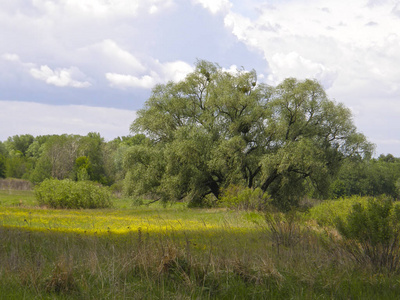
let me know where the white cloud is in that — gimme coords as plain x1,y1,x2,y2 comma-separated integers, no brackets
224,12,257,46
29,65,91,88
83,39,147,73
31,0,175,18
268,52,338,87
160,61,194,82
105,59,193,89
2,54,92,88
0,101,135,141
223,1,400,97
149,5,159,14
1,53,20,62
79,40,193,89
192,0,231,14
106,73,156,89
62,0,140,17
393,3,400,17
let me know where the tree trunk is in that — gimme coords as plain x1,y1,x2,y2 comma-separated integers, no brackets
261,169,279,192
208,179,221,199
247,166,261,188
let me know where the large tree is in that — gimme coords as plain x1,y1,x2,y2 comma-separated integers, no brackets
125,60,373,208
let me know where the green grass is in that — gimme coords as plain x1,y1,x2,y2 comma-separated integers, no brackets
0,189,258,235
2,190,400,299
0,206,257,237
0,189,37,207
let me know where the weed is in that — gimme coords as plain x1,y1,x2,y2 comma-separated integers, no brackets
45,255,78,294
336,197,400,273
265,210,303,255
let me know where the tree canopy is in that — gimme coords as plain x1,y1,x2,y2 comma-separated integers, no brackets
125,60,373,208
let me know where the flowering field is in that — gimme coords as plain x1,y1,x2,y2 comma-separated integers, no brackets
0,205,261,236
2,190,400,299
0,190,262,236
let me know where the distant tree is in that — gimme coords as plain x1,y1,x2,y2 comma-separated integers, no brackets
331,154,400,199
28,133,112,185
73,156,92,181
1,133,116,185
0,141,7,156
103,135,148,188
124,60,372,208
29,135,80,181
118,134,147,146
4,134,34,156
0,155,6,178
0,142,6,178
5,155,32,179
77,132,106,183
378,153,399,163
2,135,35,179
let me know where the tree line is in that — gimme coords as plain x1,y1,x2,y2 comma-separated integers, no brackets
1,60,399,208
0,132,142,191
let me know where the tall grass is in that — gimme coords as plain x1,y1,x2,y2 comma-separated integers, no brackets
2,192,400,299
2,216,400,298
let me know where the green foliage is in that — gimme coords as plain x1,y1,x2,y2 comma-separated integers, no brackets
0,141,7,158
123,144,166,200
4,134,35,156
10,132,115,185
395,178,400,198
32,134,80,180
0,154,6,178
35,178,112,209
336,197,400,272
219,185,270,211
307,196,369,227
5,155,32,179
74,156,92,181
331,156,400,199
1,132,138,189
78,132,106,183
2,135,36,180
125,60,371,208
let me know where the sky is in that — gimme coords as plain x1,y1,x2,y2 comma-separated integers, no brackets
1,0,400,156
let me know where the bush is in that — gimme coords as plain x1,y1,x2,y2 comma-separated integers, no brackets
336,197,400,272
219,185,270,211
307,196,369,227
35,179,112,209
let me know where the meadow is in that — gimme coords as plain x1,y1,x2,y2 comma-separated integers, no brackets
1,190,400,299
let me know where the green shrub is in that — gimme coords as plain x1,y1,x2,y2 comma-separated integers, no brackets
307,196,369,227
219,185,270,211
336,197,400,272
35,178,112,209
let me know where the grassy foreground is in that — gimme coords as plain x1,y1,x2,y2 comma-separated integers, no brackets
1,191,400,299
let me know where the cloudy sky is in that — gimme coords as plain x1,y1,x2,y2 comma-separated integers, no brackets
1,0,400,156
